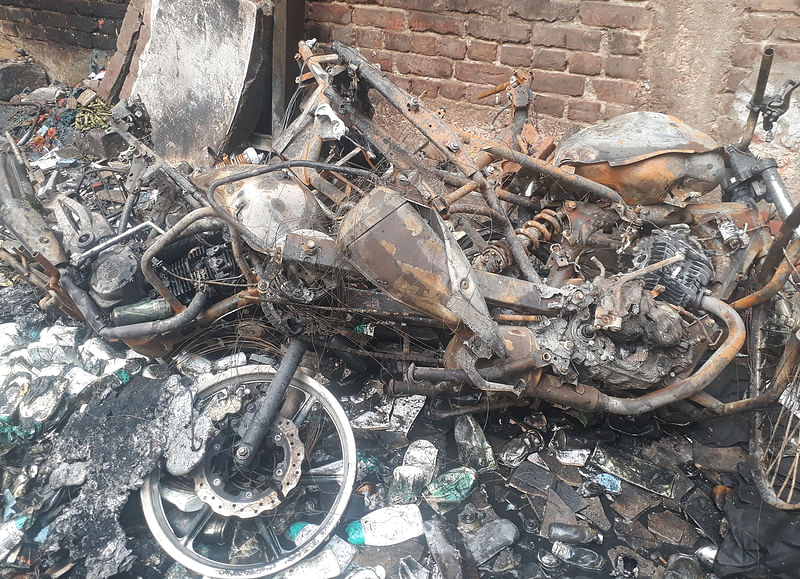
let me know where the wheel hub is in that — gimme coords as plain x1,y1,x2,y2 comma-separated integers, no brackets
194,416,304,518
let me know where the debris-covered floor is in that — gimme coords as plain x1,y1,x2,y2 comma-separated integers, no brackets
1,38,800,579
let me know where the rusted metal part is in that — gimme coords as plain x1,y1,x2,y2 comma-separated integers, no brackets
427,397,533,419
554,112,719,167
229,229,258,286
740,47,775,149
338,186,505,356
475,271,559,313
732,237,800,310
480,141,628,210
756,201,800,286
332,42,487,184
449,203,505,224
196,288,260,326
568,151,726,206
492,314,546,323
445,180,480,205
601,296,745,415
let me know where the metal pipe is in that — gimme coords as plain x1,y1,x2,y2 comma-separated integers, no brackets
229,229,257,286
235,339,307,467
732,237,800,311
140,207,220,313
411,357,541,383
196,288,260,326
99,290,209,340
117,190,139,234
763,165,795,222
740,47,775,149
59,272,108,335
482,143,627,208
73,221,165,267
449,203,506,223
601,296,745,414
427,397,531,419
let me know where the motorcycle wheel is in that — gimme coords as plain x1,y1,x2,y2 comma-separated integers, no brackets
748,291,800,509
141,364,357,577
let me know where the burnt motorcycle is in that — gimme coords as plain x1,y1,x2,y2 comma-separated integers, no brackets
0,42,798,576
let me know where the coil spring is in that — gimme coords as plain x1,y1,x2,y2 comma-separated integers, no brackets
516,209,562,249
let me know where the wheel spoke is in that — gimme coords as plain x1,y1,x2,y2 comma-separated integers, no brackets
181,504,213,548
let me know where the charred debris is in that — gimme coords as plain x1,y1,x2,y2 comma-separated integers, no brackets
0,41,799,578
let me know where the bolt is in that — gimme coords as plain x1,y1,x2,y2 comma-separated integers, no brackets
213,443,222,451
460,279,470,291
565,200,577,211
274,434,282,442
302,239,318,255
39,236,50,244
236,447,251,460
213,478,221,486
275,468,284,476
245,491,253,499
447,141,461,152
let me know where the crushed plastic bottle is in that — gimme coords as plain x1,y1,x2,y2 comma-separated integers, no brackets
498,432,544,468
403,439,438,485
0,513,31,562
454,415,496,472
663,554,704,578
346,504,424,546
462,518,520,565
422,466,478,515
423,518,466,579
547,523,603,544
278,523,358,579
387,465,426,505
552,540,606,572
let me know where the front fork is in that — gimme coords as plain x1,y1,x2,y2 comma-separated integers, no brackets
234,339,308,467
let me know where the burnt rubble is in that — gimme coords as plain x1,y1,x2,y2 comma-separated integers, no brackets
0,39,798,579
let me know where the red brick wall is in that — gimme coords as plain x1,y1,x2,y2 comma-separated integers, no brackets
305,0,800,128
305,0,653,125
0,0,126,51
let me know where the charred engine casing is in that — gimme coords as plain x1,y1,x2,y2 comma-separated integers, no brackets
531,280,704,390
159,243,236,302
89,245,146,310
633,230,714,310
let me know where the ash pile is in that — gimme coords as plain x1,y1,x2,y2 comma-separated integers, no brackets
0,36,799,579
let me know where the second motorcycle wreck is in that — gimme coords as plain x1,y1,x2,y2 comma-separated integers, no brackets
0,40,800,578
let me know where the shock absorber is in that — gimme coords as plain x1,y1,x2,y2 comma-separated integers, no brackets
472,208,563,273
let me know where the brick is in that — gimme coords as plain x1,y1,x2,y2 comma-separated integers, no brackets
747,0,800,12
411,77,440,98
743,14,778,38
307,2,351,25
410,33,439,55
44,25,93,48
467,39,497,61
725,68,749,92
0,21,18,37
366,49,394,72
580,1,652,29
383,73,410,93
465,83,497,105
606,55,640,79
774,43,800,61
14,22,48,41
605,103,635,117
397,53,453,78
455,60,516,85
468,16,531,43
501,44,534,67
329,23,356,44
531,70,585,95
356,28,384,49
510,0,580,22
533,93,565,117
409,11,464,35
91,32,116,51
533,47,568,70
59,0,127,19
305,21,331,43
567,99,602,123
609,31,642,55
438,36,467,59
440,79,467,100
353,6,406,30
775,19,800,40
731,43,763,67
384,31,411,52
569,52,602,75
533,24,601,51
384,0,448,10
4,6,34,23
592,78,638,105
449,0,497,15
